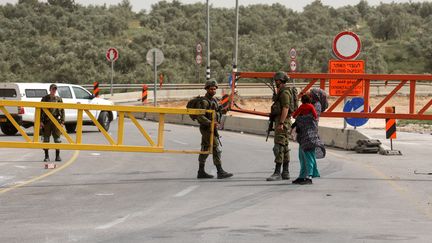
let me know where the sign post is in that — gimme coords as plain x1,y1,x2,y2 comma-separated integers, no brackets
106,48,119,96
146,48,164,106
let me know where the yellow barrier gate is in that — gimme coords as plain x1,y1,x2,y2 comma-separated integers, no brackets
0,100,215,154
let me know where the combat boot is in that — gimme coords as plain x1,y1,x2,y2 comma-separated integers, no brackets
197,163,214,179
266,163,282,181
266,172,282,181
281,161,290,180
43,149,50,162
197,170,214,179
216,164,233,179
55,149,61,162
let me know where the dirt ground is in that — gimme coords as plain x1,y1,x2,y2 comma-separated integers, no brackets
158,95,432,134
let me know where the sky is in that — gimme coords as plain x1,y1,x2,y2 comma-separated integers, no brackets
0,0,431,13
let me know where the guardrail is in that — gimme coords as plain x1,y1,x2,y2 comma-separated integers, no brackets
83,81,432,92
0,100,216,154
231,72,432,120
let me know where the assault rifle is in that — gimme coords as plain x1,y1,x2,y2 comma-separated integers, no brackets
266,115,275,142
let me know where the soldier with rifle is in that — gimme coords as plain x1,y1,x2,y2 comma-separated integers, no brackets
266,71,296,181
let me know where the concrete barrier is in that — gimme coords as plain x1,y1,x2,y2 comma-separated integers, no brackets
138,112,369,150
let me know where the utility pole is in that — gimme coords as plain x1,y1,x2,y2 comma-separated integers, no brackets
206,0,210,81
233,0,239,73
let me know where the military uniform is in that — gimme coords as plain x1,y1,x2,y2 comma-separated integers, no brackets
267,71,294,181
41,91,65,162
272,86,292,164
196,93,222,166
195,79,232,179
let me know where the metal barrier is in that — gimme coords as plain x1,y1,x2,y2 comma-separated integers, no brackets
0,100,215,154
230,72,432,120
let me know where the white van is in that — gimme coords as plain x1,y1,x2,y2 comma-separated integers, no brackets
0,83,117,135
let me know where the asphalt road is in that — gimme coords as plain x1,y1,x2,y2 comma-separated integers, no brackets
1,120,431,243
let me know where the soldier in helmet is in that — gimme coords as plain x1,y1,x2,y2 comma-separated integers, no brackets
267,71,294,181
41,84,65,162
195,79,233,179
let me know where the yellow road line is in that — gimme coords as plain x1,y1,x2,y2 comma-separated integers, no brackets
327,149,432,219
0,150,80,195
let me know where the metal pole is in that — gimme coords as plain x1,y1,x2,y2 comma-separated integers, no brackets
233,0,239,73
206,0,210,81
343,98,347,129
110,61,114,96
153,51,157,107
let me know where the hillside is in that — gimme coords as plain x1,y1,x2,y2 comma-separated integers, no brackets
0,0,431,85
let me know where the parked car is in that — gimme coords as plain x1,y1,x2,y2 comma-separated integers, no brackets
0,83,117,135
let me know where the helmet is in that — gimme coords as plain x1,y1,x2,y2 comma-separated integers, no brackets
204,79,218,89
273,71,289,83
49,84,58,90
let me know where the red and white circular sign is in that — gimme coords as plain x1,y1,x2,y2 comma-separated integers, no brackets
106,47,119,62
332,31,361,60
290,60,297,72
196,43,202,53
289,48,297,59
196,54,202,65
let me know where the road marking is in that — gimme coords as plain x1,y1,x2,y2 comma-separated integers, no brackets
14,165,27,169
0,150,80,195
171,139,188,145
90,153,101,156
327,150,432,219
174,185,199,197
95,193,114,196
96,214,131,230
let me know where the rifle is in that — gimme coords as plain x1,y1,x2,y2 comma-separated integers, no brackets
266,87,277,142
266,114,275,142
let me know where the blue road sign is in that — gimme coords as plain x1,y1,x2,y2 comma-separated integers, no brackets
343,97,370,127
228,74,233,87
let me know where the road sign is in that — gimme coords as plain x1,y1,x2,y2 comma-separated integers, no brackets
289,48,297,59
329,60,365,96
332,31,361,60
196,43,202,53
196,54,202,65
290,60,297,72
146,48,164,67
106,48,118,62
343,97,370,127
385,106,396,139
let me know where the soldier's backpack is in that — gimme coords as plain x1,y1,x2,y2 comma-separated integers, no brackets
186,96,207,120
287,87,299,115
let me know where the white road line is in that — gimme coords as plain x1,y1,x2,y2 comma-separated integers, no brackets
95,193,114,196
90,153,101,156
96,214,131,230
14,166,27,169
171,139,188,145
174,185,199,197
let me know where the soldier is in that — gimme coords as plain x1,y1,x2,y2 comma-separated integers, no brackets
267,71,294,181
41,84,65,162
196,79,233,179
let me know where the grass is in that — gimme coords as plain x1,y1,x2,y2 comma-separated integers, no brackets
398,112,432,127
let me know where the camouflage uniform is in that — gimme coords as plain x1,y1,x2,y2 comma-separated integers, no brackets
41,94,65,143
267,71,294,181
196,93,222,166
195,79,232,179
272,86,292,164
41,91,65,162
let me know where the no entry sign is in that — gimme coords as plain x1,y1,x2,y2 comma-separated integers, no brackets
332,31,361,60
